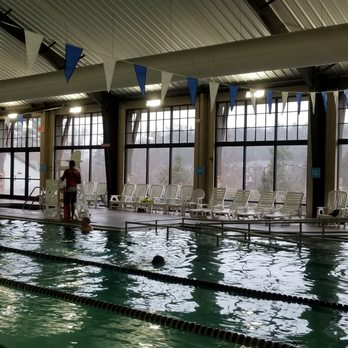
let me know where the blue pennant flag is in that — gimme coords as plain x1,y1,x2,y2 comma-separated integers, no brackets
229,85,238,111
266,90,273,114
187,77,198,106
296,92,302,115
134,64,147,96
65,44,83,82
321,92,328,112
18,114,24,124
344,89,348,108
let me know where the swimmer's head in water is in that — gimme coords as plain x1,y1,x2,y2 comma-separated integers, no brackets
151,255,165,267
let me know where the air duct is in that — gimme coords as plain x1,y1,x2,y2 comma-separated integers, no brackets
1,23,348,103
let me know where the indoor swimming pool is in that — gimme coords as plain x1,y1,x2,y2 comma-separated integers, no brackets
0,218,347,347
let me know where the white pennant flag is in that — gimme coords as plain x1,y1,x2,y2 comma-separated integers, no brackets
333,91,339,110
101,55,117,92
281,91,288,114
310,92,316,113
209,81,219,111
161,71,173,103
250,88,257,114
25,30,44,70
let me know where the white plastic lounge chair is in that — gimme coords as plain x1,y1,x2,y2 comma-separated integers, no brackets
109,183,136,210
264,191,304,220
124,184,149,211
183,188,205,216
212,189,250,219
166,185,194,214
152,184,179,214
190,187,226,218
237,191,276,219
136,184,164,213
85,182,108,208
317,190,347,227
43,179,62,219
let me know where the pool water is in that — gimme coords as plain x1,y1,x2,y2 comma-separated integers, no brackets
0,219,348,347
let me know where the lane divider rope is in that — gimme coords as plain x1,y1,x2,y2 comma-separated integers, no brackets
0,276,298,348
0,244,346,311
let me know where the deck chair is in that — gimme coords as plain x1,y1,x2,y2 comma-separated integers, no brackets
85,182,107,208
136,184,164,213
124,184,149,211
237,191,276,219
183,188,205,216
190,187,226,218
74,183,90,220
109,183,136,210
152,184,179,214
317,190,347,227
212,189,250,219
264,191,303,220
43,179,61,219
166,185,194,215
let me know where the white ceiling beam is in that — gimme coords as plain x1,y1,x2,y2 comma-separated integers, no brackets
1,23,348,103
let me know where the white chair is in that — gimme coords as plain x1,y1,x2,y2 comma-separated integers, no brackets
237,191,276,219
125,184,149,211
74,183,90,220
109,183,136,210
43,179,62,219
85,182,107,208
190,187,226,218
212,189,250,219
317,190,347,227
264,191,303,220
136,184,164,213
152,184,179,214
184,188,205,215
166,185,194,215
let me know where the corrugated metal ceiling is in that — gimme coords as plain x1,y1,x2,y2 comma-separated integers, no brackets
0,0,348,109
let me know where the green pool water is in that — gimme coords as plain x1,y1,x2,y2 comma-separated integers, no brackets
0,219,347,347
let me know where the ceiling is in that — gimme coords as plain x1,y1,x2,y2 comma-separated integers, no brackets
1,0,348,112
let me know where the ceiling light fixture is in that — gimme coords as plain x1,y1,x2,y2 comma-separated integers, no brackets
245,90,265,98
8,113,18,120
69,106,82,114
146,99,161,107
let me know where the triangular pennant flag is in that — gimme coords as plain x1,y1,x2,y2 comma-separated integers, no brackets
266,90,273,114
344,89,348,108
187,77,198,106
281,92,288,114
38,125,45,132
24,30,44,70
249,88,257,114
101,55,117,92
333,91,339,110
134,64,147,96
209,81,219,112
321,91,328,112
229,85,238,111
310,92,316,113
161,71,173,103
296,92,302,115
65,44,83,82
18,114,24,124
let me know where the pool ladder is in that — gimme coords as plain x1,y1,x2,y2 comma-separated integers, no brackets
23,186,45,210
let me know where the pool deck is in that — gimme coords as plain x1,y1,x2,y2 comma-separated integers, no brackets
1,202,348,248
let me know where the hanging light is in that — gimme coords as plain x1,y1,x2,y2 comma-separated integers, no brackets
245,90,265,98
146,99,161,107
8,113,18,120
69,106,82,114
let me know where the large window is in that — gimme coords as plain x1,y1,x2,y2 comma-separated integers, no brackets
0,117,41,198
125,105,195,185
55,113,106,183
216,96,308,201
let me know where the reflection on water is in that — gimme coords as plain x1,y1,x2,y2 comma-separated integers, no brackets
0,220,348,347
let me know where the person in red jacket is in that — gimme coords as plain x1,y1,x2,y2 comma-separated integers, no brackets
60,160,81,220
